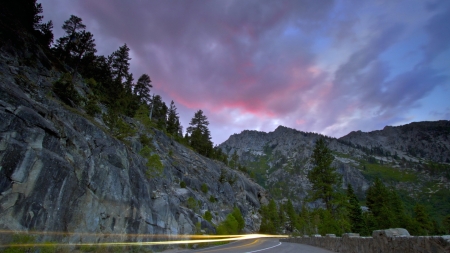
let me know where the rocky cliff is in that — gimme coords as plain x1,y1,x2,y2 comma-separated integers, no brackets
0,46,267,246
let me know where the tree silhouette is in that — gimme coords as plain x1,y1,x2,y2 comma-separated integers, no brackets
307,138,341,211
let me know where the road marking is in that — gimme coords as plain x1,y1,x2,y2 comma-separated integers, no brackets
245,242,282,253
197,239,260,252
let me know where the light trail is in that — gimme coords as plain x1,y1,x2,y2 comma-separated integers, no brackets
0,230,288,248
0,230,233,238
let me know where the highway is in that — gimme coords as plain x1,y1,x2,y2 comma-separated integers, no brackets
163,238,333,253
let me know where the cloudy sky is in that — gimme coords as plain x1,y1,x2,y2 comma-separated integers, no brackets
39,0,450,145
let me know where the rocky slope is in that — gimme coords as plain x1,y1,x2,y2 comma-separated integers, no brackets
0,46,267,246
340,121,450,163
219,124,450,215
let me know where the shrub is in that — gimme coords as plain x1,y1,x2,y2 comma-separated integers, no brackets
209,195,216,203
203,210,213,222
180,181,186,188
139,146,163,178
216,214,238,235
187,197,199,212
228,174,238,185
103,110,136,140
85,97,101,116
201,183,208,193
53,73,81,106
139,134,152,147
219,169,227,183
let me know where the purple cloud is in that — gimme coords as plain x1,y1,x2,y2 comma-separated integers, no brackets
39,0,450,144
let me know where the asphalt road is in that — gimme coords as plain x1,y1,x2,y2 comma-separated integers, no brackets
164,238,334,253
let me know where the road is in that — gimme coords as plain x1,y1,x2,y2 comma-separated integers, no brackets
163,238,333,253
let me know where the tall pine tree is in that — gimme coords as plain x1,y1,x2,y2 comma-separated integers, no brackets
346,184,364,233
307,138,341,211
187,110,213,157
134,74,152,104
166,100,181,136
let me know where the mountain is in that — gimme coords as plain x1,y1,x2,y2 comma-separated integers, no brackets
0,33,266,247
340,121,450,163
219,123,450,218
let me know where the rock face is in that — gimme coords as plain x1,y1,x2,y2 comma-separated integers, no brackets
0,48,266,244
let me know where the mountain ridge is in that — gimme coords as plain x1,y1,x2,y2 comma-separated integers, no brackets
218,121,450,219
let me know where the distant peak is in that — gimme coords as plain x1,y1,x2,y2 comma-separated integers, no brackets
274,125,289,131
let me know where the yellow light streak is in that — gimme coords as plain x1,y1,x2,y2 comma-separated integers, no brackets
0,230,288,248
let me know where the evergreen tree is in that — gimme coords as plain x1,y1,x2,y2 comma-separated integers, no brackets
346,184,364,233
166,100,181,136
232,207,245,232
442,215,450,234
298,204,314,235
110,44,131,84
268,199,280,233
285,199,298,232
217,214,239,235
279,203,286,230
71,31,96,70
307,138,341,211
54,15,87,60
365,177,394,229
62,15,86,35
35,19,54,47
134,74,152,104
230,150,239,169
413,204,433,235
150,95,168,129
259,200,280,234
187,110,213,157
365,178,411,231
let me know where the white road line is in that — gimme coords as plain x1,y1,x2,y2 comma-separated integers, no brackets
245,242,282,253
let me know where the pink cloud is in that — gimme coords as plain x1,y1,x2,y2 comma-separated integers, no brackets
39,0,450,144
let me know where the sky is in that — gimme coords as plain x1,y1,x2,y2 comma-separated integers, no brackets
39,0,450,145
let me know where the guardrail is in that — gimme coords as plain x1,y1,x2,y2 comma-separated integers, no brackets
280,228,450,253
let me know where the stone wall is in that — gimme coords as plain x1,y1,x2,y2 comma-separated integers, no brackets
280,228,450,253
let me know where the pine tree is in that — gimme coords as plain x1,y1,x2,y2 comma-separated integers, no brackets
54,15,87,60
365,177,394,229
285,199,298,232
187,110,213,157
443,215,450,234
71,31,96,70
413,204,433,235
232,207,245,232
307,138,341,211
110,44,131,84
62,15,86,35
230,150,239,169
150,95,168,129
166,100,181,136
259,205,275,234
268,199,280,233
134,74,152,104
346,184,364,233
